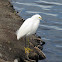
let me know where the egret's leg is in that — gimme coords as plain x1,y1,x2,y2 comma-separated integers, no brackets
24,37,33,61
25,36,26,47
28,37,30,47
25,36,29,47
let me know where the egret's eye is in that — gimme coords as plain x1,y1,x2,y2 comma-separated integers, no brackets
39,17,42,19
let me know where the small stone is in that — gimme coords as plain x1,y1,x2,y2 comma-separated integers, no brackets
7,41,10,44
14,59,18,62
9,48,11,50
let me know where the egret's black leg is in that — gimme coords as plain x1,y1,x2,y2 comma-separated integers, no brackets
28,37,30,47
25,36,26,47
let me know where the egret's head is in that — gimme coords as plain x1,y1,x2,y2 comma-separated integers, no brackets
31,14,42,20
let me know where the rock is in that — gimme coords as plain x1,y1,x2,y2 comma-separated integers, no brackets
0,0,46,62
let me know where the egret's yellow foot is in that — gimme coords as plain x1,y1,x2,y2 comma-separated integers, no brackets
24,47,33,53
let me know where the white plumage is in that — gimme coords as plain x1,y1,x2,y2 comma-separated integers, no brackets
16,14,42,40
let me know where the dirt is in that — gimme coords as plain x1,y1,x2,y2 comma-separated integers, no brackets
0,0,46,62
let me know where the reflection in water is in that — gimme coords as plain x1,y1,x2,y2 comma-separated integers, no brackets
26,11,58,16
36,0,62,6
11,0,62,62
40,24,62,30
12,2,53,9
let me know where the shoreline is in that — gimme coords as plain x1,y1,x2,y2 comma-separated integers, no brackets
0,0,46,62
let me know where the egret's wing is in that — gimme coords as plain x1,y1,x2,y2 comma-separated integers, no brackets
16,18,33,40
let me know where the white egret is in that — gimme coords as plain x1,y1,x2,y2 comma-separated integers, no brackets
16,14,42,40
16,14,42,54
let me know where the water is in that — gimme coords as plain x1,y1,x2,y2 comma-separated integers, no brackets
11,0,62,62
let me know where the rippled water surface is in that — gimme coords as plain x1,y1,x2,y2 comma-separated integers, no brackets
11,0,62,62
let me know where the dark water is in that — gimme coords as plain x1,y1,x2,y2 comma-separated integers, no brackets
11,0,62,62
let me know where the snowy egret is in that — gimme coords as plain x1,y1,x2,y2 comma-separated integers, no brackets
16,14,42,53
16,14,42,40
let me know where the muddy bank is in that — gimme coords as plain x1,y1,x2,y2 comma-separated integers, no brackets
0,0,46,62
